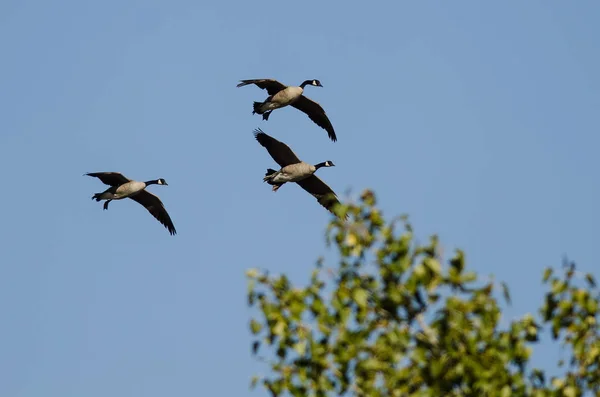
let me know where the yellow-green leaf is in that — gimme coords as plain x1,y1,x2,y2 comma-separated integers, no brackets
424,258,442,275
273,320,285,336
250,319,262,335
293,340,307,356
563,386,577,397
353,288,368,309
542,267,553,282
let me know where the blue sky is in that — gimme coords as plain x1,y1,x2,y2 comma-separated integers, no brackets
1,1,599,395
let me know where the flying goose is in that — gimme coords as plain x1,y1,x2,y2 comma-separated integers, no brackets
86,172,176,235
253,128,343,216
237,78,337,142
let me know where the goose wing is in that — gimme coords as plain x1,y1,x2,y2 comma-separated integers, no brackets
236,79,287,96
291,96,337,142
129,190,177,235
253,128,301,167
296,175,344,216
86,172,130,186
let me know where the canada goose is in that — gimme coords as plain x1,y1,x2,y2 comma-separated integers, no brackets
85,172,176,235
253,128,343,216
237,78,337,142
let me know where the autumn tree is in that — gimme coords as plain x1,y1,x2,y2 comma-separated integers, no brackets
246,190,599,397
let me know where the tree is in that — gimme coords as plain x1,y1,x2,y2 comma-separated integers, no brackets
246,190,599,397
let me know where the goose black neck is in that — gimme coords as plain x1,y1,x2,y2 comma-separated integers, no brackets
300,80,313,88
314,162,329,170
144,179,160,185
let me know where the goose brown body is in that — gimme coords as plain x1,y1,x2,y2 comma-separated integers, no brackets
237,78,337,142
253,128,344,217
86,172,177,235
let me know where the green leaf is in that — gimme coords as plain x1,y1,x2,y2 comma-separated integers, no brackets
542,267,553,282
353,288,368,309
563,386,577,397
586,299,598,316
414,263,426,278
559,299,572,312
551,279,566,294
250,319,262,335
289,299,305,320
272,320,285,337
462,271,477,283
293,340,307,356
450,250,465,274
424,258,442,276
311,296,325,316
265,379,283,397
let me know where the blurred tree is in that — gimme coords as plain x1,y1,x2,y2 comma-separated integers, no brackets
246,190,599,397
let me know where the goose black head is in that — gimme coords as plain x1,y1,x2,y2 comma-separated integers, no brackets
300,79,323,88
315,161,335,169
157,178,168,186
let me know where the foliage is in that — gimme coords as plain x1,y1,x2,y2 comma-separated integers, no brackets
246,190,599,397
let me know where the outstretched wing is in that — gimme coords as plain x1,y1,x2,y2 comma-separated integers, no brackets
253,128,302,167
291,96,337,142
236,79,287,96
86,172,130,186
296,175,345,217
129,190,177,235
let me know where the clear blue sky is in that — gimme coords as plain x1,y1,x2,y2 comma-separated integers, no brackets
1,1,599,395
